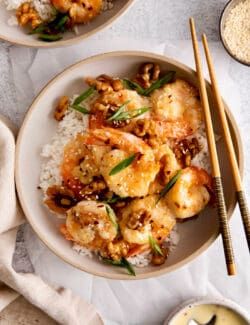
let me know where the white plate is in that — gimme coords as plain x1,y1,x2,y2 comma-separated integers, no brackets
15,51,244,279
0,0,134,47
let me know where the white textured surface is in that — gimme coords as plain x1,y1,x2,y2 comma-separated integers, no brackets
0,1,250,324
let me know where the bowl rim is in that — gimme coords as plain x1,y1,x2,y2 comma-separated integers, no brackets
164,296,250,324
0,0,134,48
219,0,250,67
15,50,244,280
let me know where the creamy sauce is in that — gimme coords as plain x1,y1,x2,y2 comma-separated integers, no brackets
172,304,249,325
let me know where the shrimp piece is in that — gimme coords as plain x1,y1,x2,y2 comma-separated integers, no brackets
165,166,212,219
66,200,117,249
89,89,151,129
119,195,176,245
89,128,160,197
149,144,181,194
51,0,102,24
150,79,203,135
61,133,109,194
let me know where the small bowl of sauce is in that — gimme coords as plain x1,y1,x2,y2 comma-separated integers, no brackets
164,297,250,325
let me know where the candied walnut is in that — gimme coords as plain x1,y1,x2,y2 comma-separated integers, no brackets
44,185,77,214
126,210,151,230
54,96,69,121
102,240,129,261
80,179,107,196
16,2,42,29
134,62,161,89
173,137,201,167
85,74,124,93
151,245,169,266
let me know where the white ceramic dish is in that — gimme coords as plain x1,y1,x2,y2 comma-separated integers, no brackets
0,0,133,47
220,0,250,66
15,51,243,279
164,297,250,324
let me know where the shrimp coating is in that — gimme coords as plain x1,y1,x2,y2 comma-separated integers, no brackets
89,128,160,197
51,0,102,24
150,79,203,134
164,166,212,219
149,144,181,194
119,195,176,245
66,201,117,249
61,134,109,194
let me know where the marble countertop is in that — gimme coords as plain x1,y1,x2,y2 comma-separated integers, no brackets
0,0,250,324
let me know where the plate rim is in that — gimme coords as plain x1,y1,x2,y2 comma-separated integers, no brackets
0,0,134,48
15,50,244,280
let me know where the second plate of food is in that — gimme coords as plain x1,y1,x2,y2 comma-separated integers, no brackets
15,51,243,279
0,0,133,47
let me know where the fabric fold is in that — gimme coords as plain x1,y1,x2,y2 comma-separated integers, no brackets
0,115,103,325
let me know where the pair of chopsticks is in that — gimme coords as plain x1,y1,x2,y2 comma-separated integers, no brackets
189,18,250,276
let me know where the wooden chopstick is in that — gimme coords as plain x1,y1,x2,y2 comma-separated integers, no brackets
202,34,250,252
189,18,236,276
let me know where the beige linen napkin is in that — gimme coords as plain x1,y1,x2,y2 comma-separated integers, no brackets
0,115,103,325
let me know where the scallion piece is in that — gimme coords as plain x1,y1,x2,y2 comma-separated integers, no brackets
156,169,182,204
109,153,137,176
70,104,92,114
106,100,130,121
122,79,144,94
38,34,62,42
149,236,164,256
143,71,176,96
109,106,151,121
104,195,125,204
101,256,136,276
105,205,120,234
73,86,96,105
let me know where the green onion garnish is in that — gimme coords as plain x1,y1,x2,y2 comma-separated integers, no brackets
73,86,96,105
106,100,130,121
110,106,151,121
38,34,62,42
101,256,136,276
105,205,120,234
70,104,92,114
122,79,145,95
156,169,182,204
143,71,176,96
104,195,126,204
109,153,137,176
56,15,68,32
29,24,46,34
149,236,164,256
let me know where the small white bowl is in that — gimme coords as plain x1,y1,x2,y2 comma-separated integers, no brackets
164,297,250,325
220,0,250,66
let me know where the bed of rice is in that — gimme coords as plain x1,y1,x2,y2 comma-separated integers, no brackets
39,91,211,267
1,0,114,27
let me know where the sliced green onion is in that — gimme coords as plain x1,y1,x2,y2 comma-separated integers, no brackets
149,236,164,256
110,106,151,121
29,24,46,34
70,104,92,114
109,153,137,176
122,79,144,94
104,195,126,204
73,86,96,105
105,205,120,234
101,256,136,276
38,34,62,42
156,169,182,204
56,15,68,31
143,71,176,96
106,100,130,121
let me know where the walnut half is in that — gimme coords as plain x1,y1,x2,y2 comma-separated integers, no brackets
134,62,161,89
85,74,124,93
16,2,42,29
